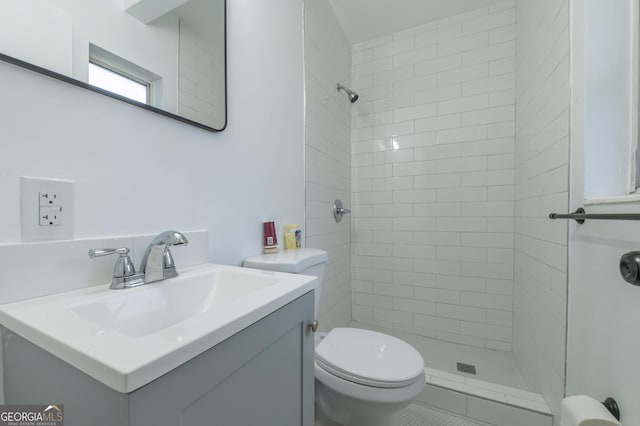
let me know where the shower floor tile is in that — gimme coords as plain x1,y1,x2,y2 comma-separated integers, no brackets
349,321,528,391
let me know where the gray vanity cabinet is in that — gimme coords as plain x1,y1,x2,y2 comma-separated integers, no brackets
3,291,315,426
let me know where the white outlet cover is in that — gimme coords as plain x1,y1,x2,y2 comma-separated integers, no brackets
21,177,75,241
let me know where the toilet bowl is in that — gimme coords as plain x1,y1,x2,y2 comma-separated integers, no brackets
315,327,425,426
244,248,426,426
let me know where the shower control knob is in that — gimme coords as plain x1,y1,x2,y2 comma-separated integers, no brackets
619,251,640,286
333,200,351,223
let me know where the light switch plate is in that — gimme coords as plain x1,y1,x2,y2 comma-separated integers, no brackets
21,177,75,241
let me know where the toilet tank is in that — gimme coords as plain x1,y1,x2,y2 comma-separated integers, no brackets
243,248,328,316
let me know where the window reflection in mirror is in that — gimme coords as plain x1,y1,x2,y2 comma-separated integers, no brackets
0,0,226,131
88,63,149,104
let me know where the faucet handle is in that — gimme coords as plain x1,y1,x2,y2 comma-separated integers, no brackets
88,247,144,289
89,247,129,258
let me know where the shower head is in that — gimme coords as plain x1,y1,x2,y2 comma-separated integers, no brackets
337,83,359,103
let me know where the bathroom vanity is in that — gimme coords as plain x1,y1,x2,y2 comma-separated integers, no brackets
0,264,316,425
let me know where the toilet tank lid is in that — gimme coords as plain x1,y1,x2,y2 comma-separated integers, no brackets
243,248,328,273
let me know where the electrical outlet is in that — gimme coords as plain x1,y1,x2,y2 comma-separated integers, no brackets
39,192,62,207
39,206,63,226
21,177,74,241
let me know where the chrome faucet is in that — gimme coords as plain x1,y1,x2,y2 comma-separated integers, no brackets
139,230,189,284
89,247,145,289
89,230,189,289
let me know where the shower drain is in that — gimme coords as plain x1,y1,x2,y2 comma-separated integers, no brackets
456,362,477,375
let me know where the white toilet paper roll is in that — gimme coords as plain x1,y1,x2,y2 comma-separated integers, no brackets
561,395,621,426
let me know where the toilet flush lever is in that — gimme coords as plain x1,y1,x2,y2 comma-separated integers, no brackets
309,320,319,332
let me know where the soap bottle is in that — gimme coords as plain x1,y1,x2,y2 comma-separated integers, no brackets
263,221,279,254
284,224,302,249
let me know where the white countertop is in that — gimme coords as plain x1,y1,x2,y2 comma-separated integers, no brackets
0,263,316,393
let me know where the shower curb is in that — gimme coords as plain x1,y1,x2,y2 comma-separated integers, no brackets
418,368,553,426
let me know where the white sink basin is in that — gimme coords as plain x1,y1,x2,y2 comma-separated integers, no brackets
69,270,281,338
0,263,316,393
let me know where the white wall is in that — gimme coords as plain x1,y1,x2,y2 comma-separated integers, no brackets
566,215,640,425
349,1,517,351
0,0,304,279
514,0,570,417
567,0,640,424
304,0,353,330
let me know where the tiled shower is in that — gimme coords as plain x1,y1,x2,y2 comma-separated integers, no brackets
305,0,570,419
350,1,517,352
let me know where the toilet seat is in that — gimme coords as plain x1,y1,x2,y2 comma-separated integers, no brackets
315,328,424,388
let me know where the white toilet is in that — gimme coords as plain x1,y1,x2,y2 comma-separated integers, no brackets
244,248,425,426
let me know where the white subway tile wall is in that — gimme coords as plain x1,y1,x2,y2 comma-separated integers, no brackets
514,0,569,418
350,1,517,351
304,0,352,330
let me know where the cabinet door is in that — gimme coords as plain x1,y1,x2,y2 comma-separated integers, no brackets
129,291,315,426
2,329,130,426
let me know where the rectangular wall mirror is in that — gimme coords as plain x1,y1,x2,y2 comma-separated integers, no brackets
0,0,227,132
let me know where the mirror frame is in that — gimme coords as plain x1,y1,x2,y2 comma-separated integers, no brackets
0,1,227,133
